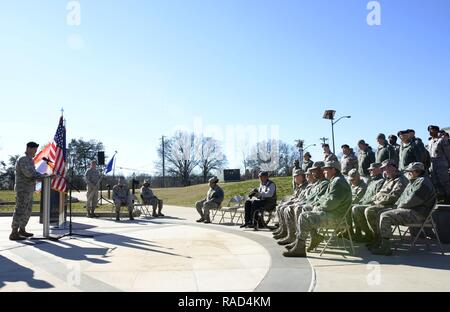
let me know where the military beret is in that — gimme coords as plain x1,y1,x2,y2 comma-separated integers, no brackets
357,139,366,145
377,133,386,140
407,129,415,134
323,160,341,172
27,141,39,148
428,125,440,131
209,176,219,183
258,171,269,177
348,168,360,180
304,152,311,157
404,162,425,172
293,169,305,177
368,162,382,170
380,159,397,169
341,144,350,149
397,130,408,136
311,161,325,170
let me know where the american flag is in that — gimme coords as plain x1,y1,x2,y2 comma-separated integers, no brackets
49,116,67,192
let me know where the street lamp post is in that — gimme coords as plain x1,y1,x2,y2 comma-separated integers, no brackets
323,110,351,154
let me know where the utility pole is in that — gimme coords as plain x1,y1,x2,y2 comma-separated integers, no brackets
319,137,329,145
162,136,166,188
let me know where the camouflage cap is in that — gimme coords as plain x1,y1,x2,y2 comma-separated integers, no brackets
258,171,269,177
368,162,382,170
26,141,39,148
209,176,219,183
380,159,397,169
311,161,325,170
293,169,305,177
348,168,360,180
143,179,150,185
323,160,341,172
404,162,425,172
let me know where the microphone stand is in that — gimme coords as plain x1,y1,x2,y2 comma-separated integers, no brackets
56,164,93,239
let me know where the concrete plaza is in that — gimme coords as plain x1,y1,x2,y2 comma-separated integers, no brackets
1,205,449,292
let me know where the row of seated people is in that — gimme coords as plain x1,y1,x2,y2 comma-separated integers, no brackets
273,160,436,257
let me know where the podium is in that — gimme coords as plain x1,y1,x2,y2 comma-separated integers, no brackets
38,177,64,239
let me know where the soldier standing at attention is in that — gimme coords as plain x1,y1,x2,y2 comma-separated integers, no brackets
388,135,401,166
10,142,51,241
322,144,338,162
398,130,421,172
85,160,100,218
358,140,375,182
428,125,450,203
341,144,358,176
376,133,395,164
302,152,314,172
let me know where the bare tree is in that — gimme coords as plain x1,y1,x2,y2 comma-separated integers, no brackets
198,137,228,183
161,131,200,186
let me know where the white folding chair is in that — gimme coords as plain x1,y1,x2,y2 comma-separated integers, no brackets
132,195,153,218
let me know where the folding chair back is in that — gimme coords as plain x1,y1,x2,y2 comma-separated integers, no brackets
396,201,447,255
212,195,243,224
317,203,355,256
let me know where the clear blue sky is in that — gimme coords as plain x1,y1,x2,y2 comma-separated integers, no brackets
1,0,449,176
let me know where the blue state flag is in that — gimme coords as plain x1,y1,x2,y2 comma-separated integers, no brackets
105,154,115,174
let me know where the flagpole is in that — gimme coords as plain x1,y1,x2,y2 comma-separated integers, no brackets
113,151,117,178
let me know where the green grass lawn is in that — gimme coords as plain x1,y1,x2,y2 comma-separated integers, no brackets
0,176,294,212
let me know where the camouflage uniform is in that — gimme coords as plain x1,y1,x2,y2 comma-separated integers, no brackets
141,185,163,215
276,181,308,232
85,168,100,214
302,160,314,173
399,140,421,172
112,183,133,214
428,136,450,201
389,143,401,165
414,137,431,172
376,142,395,164
351,174,385,234
351,179,367,205
196,185,224,222
341,153,358,176
324,153,338,163
379,175,436,239
358,149,376,179
11,154,46,230
283,179,329,240
296,173,352,241
364,173,409,236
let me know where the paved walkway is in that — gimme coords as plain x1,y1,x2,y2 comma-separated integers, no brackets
1,204,449,292
0,205,311,292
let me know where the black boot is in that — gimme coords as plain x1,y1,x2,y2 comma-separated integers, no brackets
129,210,134,221
283,240,307,257
9,229,26,241
371,239,392,256
307,233,324,252
115,212,120,221
19,228,34,238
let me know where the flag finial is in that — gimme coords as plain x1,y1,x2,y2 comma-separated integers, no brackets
61,107,64,116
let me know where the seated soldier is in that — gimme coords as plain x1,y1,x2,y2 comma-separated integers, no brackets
112,177,134,221
349,169,367,205
363,159,408,247
283,160,352,257
140,180,164,217
371,162,436,256
195,176,224,224
272,169,309,238
276,162,329,246
241,171,277,228
351,163,385,240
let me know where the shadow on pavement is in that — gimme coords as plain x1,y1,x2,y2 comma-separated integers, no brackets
0,255,54,290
